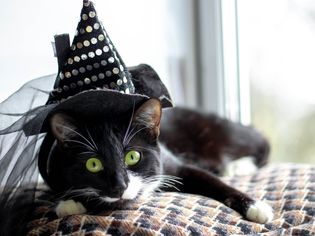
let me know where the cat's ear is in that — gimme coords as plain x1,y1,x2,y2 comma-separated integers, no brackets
133,98,162,137
50,113,79,143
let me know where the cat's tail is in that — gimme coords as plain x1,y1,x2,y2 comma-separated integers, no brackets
222,120,270,167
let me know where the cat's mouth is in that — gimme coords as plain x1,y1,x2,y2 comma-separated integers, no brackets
100,196,122,203
100,173,144,203
100,191,140,204
99,193,139,204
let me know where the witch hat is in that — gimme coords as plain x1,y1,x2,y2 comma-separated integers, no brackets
21,0,172,135
49,0,136,103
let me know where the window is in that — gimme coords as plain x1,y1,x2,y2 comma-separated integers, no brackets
238,0,315,164
2,0,312,165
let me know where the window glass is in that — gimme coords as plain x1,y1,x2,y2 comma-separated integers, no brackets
238,0,315,164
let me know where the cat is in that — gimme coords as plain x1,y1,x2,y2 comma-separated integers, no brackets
37,98,273,224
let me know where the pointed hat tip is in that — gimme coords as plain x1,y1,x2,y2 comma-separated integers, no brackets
83,0,91,7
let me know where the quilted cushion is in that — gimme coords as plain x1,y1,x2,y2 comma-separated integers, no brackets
27,164,315,236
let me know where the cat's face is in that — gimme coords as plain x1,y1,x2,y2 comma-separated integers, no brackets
45,99,163,203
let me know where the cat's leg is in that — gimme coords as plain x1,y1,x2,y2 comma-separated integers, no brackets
164,162,273,223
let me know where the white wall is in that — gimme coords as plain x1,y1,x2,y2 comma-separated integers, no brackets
0,0,174,102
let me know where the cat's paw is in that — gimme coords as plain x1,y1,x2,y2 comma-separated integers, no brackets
246,201,274,224
55,200,87,218
224,157,258,176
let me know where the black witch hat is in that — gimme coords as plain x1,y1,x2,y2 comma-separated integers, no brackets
49,0,136,102
21,0,172,135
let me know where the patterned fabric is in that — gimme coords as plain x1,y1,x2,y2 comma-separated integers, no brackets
27,164,315,236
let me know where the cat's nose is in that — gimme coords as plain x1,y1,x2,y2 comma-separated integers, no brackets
110,173,127,197
111,188,124,198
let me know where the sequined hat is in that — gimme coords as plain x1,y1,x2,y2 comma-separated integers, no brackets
48,0,136,103
23,0,172,135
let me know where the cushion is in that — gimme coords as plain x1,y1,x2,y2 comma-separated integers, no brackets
27,164,315,236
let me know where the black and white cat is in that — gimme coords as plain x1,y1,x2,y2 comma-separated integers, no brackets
39,98,273,224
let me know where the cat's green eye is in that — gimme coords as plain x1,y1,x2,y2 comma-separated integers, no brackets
125,150,141,166
86,157,104,173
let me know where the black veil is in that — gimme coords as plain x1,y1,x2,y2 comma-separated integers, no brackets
0,74,57,227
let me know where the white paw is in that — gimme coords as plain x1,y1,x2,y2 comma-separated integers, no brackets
224,157,258,177
55,200,87,218
246,201,274,224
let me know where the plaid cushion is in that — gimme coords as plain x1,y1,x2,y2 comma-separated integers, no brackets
27,164,315,236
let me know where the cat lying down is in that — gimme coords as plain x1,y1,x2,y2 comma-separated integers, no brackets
38,98,273,224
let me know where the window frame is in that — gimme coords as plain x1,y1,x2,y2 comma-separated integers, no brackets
176,0,249,123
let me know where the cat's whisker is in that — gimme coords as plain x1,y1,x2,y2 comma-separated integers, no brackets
95,199,105,207
57,187,75,200
123,101,136,146
65,188,98,193
64,139,95,152
63,188,100,200
145,175,183,184
148,180,179,190
123,125,139,146
156,178,179,184
60,125,97,152
151,178,183,185
159,178,183,185
150,174,182,179
159,182,180,191
127,145,158,153
125,126,149,145
124,115,152,146
143,174,182,192
78,151,97,155
69,188,99,194
85,194,92,202
123,126,135,146
85,127,98,151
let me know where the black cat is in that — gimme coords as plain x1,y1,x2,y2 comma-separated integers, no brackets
38,98,273,224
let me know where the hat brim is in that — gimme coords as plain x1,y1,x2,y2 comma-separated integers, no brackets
23,90,148,136
23,64,172,136
52,89,147,119
44,90,148,133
